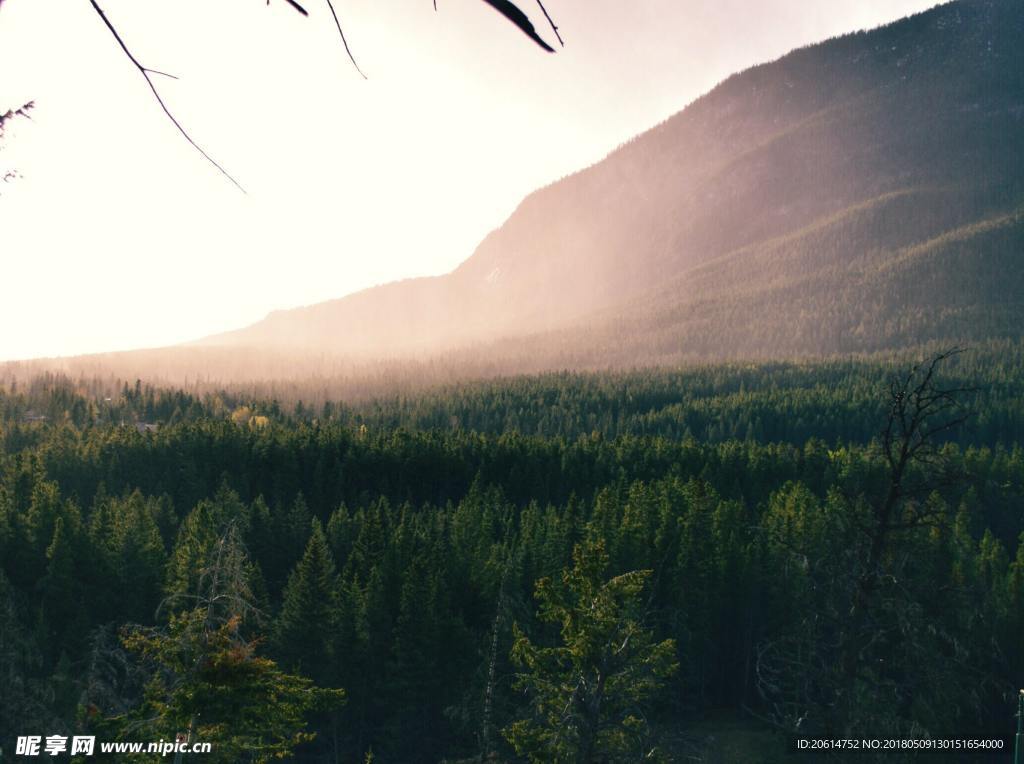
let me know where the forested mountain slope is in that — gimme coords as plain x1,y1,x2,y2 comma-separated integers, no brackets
202,0,1023,365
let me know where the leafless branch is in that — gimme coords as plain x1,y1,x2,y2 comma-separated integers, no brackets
281,0,309,16
324,0,367,79
482,0,556,52
535,0,564,46
87,0,245,192
141,67,178,80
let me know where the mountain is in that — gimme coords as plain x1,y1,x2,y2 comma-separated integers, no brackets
193,0,1022,370
10,0,1022,389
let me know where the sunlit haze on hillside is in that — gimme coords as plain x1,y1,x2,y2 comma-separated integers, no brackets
0,0,939,361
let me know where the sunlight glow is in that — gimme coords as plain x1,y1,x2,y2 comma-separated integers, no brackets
0,0,939,361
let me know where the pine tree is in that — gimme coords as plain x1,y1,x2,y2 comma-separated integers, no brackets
388,552,449,758
25,479,64,584
38,509,87,663
111,492,167,624
504,538,677,763
111,609,344,764
272,518,341,681
165,484,246,602
0,570,52,735
96,522,344,763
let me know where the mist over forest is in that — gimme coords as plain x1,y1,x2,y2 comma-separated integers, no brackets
16,0,1019,384
4,0,1021,391
2,0,1023,761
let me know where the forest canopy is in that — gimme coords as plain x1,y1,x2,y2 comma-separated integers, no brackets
1,348,1022,760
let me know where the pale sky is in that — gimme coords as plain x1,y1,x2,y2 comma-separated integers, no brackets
0,0,940,361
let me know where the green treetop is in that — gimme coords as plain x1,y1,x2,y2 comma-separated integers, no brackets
504,538,677,763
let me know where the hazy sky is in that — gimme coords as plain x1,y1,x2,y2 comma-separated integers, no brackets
0,0,940,361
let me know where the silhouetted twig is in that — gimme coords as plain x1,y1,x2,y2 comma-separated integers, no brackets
87,0,245,191
281,0,309,16
481,0,555,52
142,67,178,80
324,0,367,79
535,0,563,47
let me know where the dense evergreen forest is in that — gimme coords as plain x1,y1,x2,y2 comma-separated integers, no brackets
4,1,1022,761
1,346,1023,761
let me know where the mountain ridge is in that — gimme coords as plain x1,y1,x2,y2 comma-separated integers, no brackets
196,0,1021,368
12,0,1024,382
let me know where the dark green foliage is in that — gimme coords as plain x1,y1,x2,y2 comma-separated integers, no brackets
504,538,678,762
107,609,344,763
1,349,1022,761
272,519,340,680
1,2,1022,758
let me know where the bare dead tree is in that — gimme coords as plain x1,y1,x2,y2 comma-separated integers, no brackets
874,347,975,521
83,521,265,734
756,348,984,740
157,519,265,637
844,348,975,650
